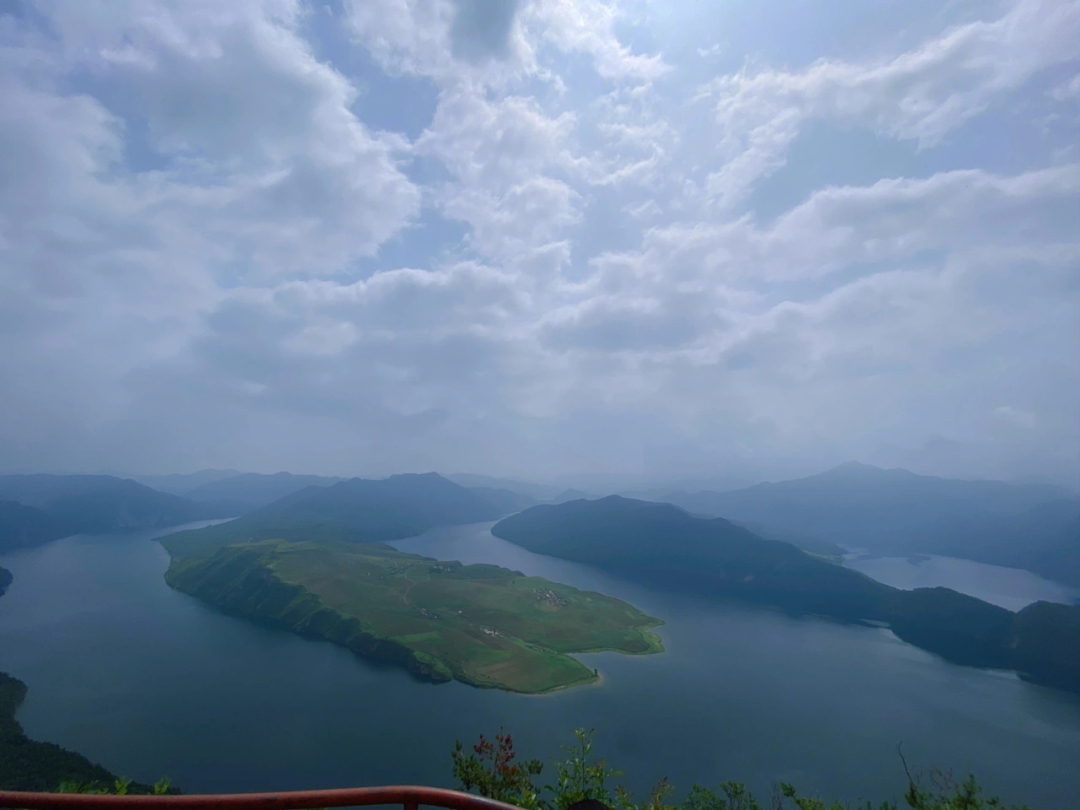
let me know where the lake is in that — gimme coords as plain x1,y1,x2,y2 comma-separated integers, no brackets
842,550,1080,611
1,522,1079,809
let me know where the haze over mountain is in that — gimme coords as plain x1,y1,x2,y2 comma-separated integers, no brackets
655,462,1080,584
162,473,529,557
443,474,562,502
463,487,538,515
550,488,597,505
0,475,230,552
942,500,1080,587
135,470,243,497
180,472,346,511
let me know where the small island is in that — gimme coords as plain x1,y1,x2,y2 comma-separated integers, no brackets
164,539,664,693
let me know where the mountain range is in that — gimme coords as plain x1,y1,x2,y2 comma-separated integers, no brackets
0,475,233,552
6,461,1077,591
653,462,1079,586
180,472,346,510
161,473,531,558
134,469,242,496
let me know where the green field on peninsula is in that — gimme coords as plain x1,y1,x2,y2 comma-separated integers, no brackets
164,539,663,693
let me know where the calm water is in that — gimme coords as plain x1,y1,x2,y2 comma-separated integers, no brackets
1,522,1079,810
843,551,1080,611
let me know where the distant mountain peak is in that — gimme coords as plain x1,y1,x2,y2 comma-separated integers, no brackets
551,487,594,503
820,462,924,480
827,461,883,474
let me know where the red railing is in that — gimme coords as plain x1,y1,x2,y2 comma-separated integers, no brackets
0,787,524,810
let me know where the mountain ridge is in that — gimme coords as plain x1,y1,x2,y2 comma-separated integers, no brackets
160,472,526,558
0,475,232,552
492,496,1080,692
180,472,346,510
652,463,1079,585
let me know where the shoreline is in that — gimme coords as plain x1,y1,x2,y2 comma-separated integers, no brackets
161,543,660,696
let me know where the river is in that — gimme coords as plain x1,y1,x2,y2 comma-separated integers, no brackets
842,551,1080,611
1,522,1078,809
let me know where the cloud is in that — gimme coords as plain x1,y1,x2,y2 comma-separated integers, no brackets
450,0,525,63
1049,71,1080,101
0,0,1077,486
523,0,669,82
698,0,1080,207
0,0,420,458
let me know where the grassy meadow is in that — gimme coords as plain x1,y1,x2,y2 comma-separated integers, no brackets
167,539,664,693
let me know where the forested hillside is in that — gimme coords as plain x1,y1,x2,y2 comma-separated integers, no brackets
493,497,1080,692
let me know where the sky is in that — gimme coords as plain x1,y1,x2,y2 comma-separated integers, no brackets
0,0,1078,488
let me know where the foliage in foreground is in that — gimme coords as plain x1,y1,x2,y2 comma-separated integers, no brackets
56,778,173,796
451,728,1032,810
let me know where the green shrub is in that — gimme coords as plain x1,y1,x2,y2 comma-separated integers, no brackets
450,729,1032,810
452,730,544,809
54,776,173,795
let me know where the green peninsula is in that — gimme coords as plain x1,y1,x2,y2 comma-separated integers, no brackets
164,539,663,693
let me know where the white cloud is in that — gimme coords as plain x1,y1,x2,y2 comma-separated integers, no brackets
0,0,420,455
1049,72,1080,101
523,0,669,82
344,0,669,85
0,0,1077,485
415,88,576,186
699,0,1080,207
345,0,460,80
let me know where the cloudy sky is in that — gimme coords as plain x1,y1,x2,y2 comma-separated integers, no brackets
1,0,1078,487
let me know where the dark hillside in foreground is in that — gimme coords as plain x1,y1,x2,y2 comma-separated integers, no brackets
492,497,1080,692
656,463,1078,584
161,473,518,558
0,475,231,552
